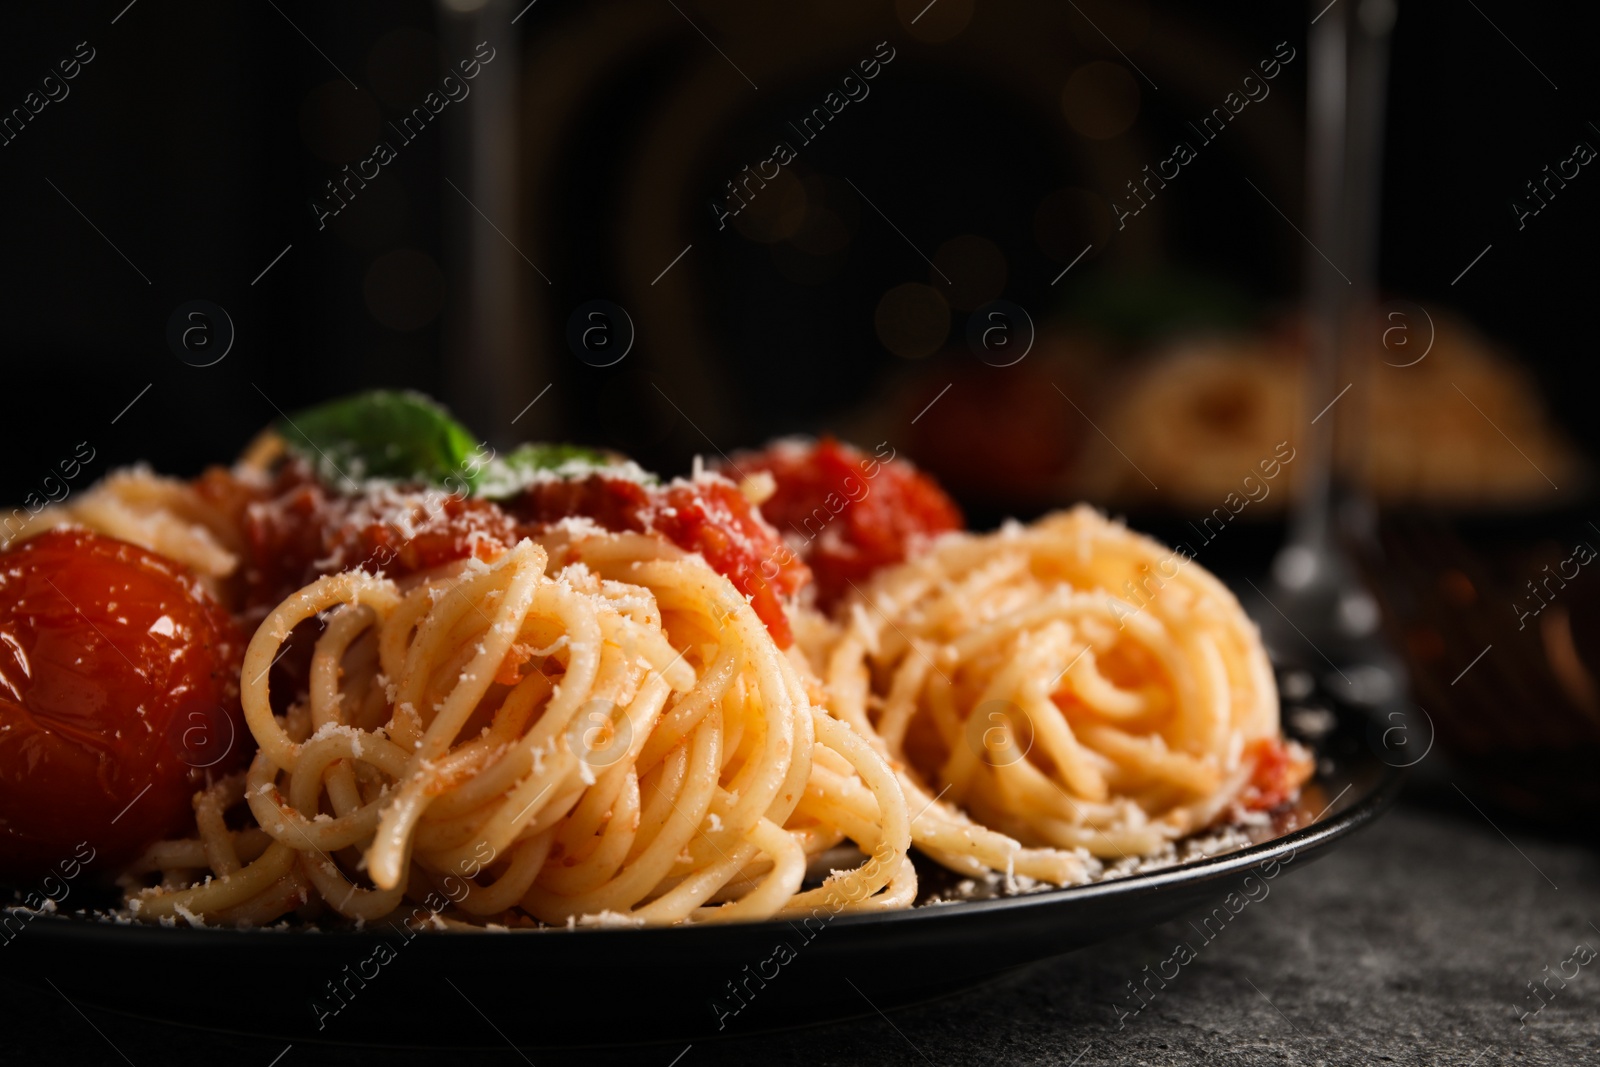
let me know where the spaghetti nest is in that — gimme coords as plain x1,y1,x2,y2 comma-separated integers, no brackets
813,505,1284,877
124,533,912,927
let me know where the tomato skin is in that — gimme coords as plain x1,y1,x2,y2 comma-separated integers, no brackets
0,529,247,876
736,438,964,610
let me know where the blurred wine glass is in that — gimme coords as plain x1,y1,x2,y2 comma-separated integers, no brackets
1257,0,1397,687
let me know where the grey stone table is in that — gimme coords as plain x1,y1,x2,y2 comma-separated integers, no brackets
4,794,1596,1066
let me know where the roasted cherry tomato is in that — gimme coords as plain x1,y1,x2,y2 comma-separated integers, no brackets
734,437,964,610
0,529,247,876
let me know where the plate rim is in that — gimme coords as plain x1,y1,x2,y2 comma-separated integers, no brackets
8,753,1404,949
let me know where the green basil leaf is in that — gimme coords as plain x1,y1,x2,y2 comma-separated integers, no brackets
277,389,652,498
278,390,481,491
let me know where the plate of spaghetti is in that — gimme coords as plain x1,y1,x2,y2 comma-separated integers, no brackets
0,391,1397,1044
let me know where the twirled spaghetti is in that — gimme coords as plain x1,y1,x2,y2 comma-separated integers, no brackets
18,466,242,587
811,505,1304,873
123,532,912,927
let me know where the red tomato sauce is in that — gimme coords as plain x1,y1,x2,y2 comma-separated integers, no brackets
201,461,812,647
1239,737,1315,812
195,462,522,617
733,438,964,610
512,474,811,647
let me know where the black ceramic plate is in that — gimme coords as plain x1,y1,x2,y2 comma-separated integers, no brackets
3,701,1400,1049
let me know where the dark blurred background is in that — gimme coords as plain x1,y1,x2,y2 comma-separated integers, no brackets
3,0,1595,491
4,0,1599,819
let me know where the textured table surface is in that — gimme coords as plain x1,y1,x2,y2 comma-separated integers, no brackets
4,792,1596,1066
